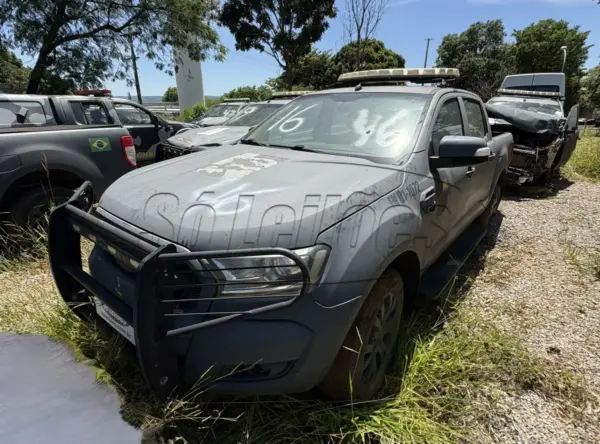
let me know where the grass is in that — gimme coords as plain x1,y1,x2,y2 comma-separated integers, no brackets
1,226,596,444
562,129,600,182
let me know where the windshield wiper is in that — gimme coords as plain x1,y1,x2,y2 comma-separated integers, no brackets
286,144,318,153
240,138,269,147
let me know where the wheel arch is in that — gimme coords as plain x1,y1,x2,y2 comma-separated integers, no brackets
0,168,88,213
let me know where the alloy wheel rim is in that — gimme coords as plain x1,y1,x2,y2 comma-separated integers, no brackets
361,289,398,384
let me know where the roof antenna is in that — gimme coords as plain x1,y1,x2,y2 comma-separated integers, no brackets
355,83,363,91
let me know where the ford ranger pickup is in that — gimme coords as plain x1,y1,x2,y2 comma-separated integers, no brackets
48,68,513,401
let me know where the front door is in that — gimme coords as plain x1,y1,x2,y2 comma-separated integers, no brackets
424,96,476,264
461,97,497,212
558,104,580,168
113,101,161,166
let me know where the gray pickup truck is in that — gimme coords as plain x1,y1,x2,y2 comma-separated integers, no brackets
189,98,252,127
0,94,136,226
157,92,310,161
48,68,512,401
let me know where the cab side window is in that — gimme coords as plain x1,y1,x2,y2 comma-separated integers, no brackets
463,99,487,139
431,99,463,152
114,103,153,125
70,102,111,125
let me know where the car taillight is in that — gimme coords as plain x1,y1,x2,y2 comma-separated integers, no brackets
120,135,137,168
508,141,515,162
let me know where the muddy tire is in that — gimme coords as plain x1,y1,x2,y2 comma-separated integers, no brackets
9,186,74,227
319,269,404,401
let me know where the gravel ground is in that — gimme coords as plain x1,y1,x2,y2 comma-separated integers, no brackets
466,180,600,444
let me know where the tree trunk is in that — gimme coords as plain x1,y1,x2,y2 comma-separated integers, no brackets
26,51,51,94
355,33,362,71
285,64,294,89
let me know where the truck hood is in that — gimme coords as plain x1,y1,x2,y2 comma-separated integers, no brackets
196,116,231,127
98,144,404,251
166,126,250,149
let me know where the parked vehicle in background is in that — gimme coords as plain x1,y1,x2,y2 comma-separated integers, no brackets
48,68,511,402
487,86,579,188
156,92,312,161
501,72,566,101
189,98,252,127
69,90,198,168
0,93,136,227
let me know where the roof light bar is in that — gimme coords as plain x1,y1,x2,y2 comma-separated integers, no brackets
271,91,312,98
222,98,251,103
73,89,112,97
497,88,563,98
338,68,460,83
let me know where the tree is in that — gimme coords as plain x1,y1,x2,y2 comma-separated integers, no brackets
0,45,75,94
0,0,227,94
222,85,273,101
334,39,405,74
162,87,179,102
341,0,390,70
270,50,337,91
0,46,30,93
513,19,591,109
436,20,515,101
219,0,337,89
580,66,600,112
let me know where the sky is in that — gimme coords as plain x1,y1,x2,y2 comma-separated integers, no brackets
104,0,599,96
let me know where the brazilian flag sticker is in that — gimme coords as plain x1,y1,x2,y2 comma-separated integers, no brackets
89,137,112,152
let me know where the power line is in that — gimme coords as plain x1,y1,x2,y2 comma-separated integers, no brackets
424,38,433,68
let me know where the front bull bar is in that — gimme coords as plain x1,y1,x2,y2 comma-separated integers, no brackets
48,182,311,399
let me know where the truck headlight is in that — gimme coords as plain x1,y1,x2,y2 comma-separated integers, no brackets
202,245,330,298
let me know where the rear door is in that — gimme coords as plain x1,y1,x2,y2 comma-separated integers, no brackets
460,96,497,211
112,101,160,165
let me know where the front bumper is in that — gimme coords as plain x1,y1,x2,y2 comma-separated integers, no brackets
48,182,360,398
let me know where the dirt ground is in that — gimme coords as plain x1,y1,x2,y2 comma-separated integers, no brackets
466,180,600,444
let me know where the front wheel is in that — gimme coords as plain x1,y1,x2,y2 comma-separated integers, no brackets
319,269,404,401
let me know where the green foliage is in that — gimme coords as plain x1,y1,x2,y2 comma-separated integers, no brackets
0,45,29,93
436,20,515,101
179,103,208,122
581,66,600,111
162,87,178,103
0,0,227,94
269,41,404,91
219,0,336,88
334,38,405,74
513,19,591,109
563,131,600,182
222,85,272,101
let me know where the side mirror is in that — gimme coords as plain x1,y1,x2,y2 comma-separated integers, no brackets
430,136,490,169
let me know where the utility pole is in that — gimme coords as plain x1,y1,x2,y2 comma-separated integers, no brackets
424,38,433,68
128,32,143,104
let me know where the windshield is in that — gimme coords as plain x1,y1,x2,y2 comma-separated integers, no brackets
488,98,562,117
244,92,431,161
204,104,243,118
224,103,284,127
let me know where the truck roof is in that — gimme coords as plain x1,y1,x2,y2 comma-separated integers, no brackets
305,84,477,98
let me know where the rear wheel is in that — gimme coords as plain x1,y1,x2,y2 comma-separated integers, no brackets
319,269,404,400
9,186,75,227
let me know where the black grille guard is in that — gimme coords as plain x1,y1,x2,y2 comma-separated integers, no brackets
48,181,311,398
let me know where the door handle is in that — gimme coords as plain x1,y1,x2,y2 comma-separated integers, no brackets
419,186,436,214
466,166,475,178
